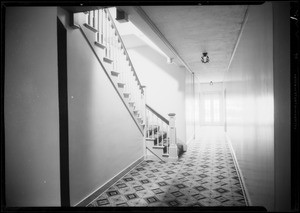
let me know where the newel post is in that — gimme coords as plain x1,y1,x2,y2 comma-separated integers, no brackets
168,113,178,161
141,85,147,158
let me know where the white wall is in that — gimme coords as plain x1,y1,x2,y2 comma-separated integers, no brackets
58,8,144,206
223,2,291,211
127,45,187,143
5,7,60,206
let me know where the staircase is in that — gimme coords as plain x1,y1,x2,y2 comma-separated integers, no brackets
72,8,180,162
72,9,145,134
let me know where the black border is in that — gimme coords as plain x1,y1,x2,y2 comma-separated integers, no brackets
290,1,300,212
1,0,299,212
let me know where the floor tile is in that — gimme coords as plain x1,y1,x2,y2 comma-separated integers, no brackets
87,127,247,207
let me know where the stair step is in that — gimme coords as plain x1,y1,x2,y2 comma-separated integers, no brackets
123,93,130,98
146,137,155,141
117,83,125,88
128,101,135,105
153,146,164,149
111,71,120,76
83,23,98,33
103,57,113,64
94,41,106,49
162,153,169,157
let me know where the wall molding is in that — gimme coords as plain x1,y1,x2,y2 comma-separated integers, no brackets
225,6,250,75
75,156,144,206
133,6,194,74
225,133,252,206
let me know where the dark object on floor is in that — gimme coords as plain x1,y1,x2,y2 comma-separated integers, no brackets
177,143,185,157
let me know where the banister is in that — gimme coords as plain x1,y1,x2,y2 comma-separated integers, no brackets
106,9,144,94
146,104,169,125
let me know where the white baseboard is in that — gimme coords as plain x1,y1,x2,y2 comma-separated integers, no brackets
75,155,144,206
225,133,252,206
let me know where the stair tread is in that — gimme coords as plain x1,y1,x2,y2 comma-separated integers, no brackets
111,71,120,76
117,82,126,88
94,41,106,49
83,23,98,33
146,137,155,140
153,145,164,149
103,57,113,64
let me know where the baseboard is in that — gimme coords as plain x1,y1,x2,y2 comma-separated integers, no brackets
75,155,144,207
225,133,252,206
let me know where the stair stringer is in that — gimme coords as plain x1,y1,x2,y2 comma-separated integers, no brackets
71,13,144,135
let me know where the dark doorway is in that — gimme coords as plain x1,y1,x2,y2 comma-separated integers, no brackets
57,17,70,207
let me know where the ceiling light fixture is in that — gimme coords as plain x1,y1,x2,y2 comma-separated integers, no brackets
201,52,209,63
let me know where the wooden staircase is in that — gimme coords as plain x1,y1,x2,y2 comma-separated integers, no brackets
71,8,182,162
72,9,145,134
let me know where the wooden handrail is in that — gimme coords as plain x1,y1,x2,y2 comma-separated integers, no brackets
146,104,169,125
106,9,144,94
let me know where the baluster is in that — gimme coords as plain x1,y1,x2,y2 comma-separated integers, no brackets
97,10,100,42
107,17,110,59
89,11,93,26
108,18,111,59
112,30,115,70
125,59,128,93
115,35,118,71
151,112,154,139
93,10,95,27
100,9,104,43
103,10,107,56
161,119,163,146
111,28,115,67
105,10,108,57
110,19,113,59
146,108,149,137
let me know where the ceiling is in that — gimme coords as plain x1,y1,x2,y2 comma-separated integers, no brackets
140,6,248,83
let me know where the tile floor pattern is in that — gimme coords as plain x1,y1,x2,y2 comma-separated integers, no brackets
87,132,247,207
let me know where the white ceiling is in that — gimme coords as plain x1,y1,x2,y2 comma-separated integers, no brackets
140,6,248,83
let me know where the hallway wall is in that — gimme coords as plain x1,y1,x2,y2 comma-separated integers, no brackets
224,2,291,211
58,8,144,206
5,7,61,206
127,46,187,144
223,2,274,210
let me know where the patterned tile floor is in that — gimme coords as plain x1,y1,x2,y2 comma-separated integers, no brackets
87,127,247,207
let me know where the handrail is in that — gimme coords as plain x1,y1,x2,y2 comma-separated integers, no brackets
77,26,144,135
106,9,144,94
146,104,169,125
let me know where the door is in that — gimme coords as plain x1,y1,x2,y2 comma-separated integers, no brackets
199,91,224,126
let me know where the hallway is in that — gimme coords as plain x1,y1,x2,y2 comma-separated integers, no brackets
87,127,247,207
